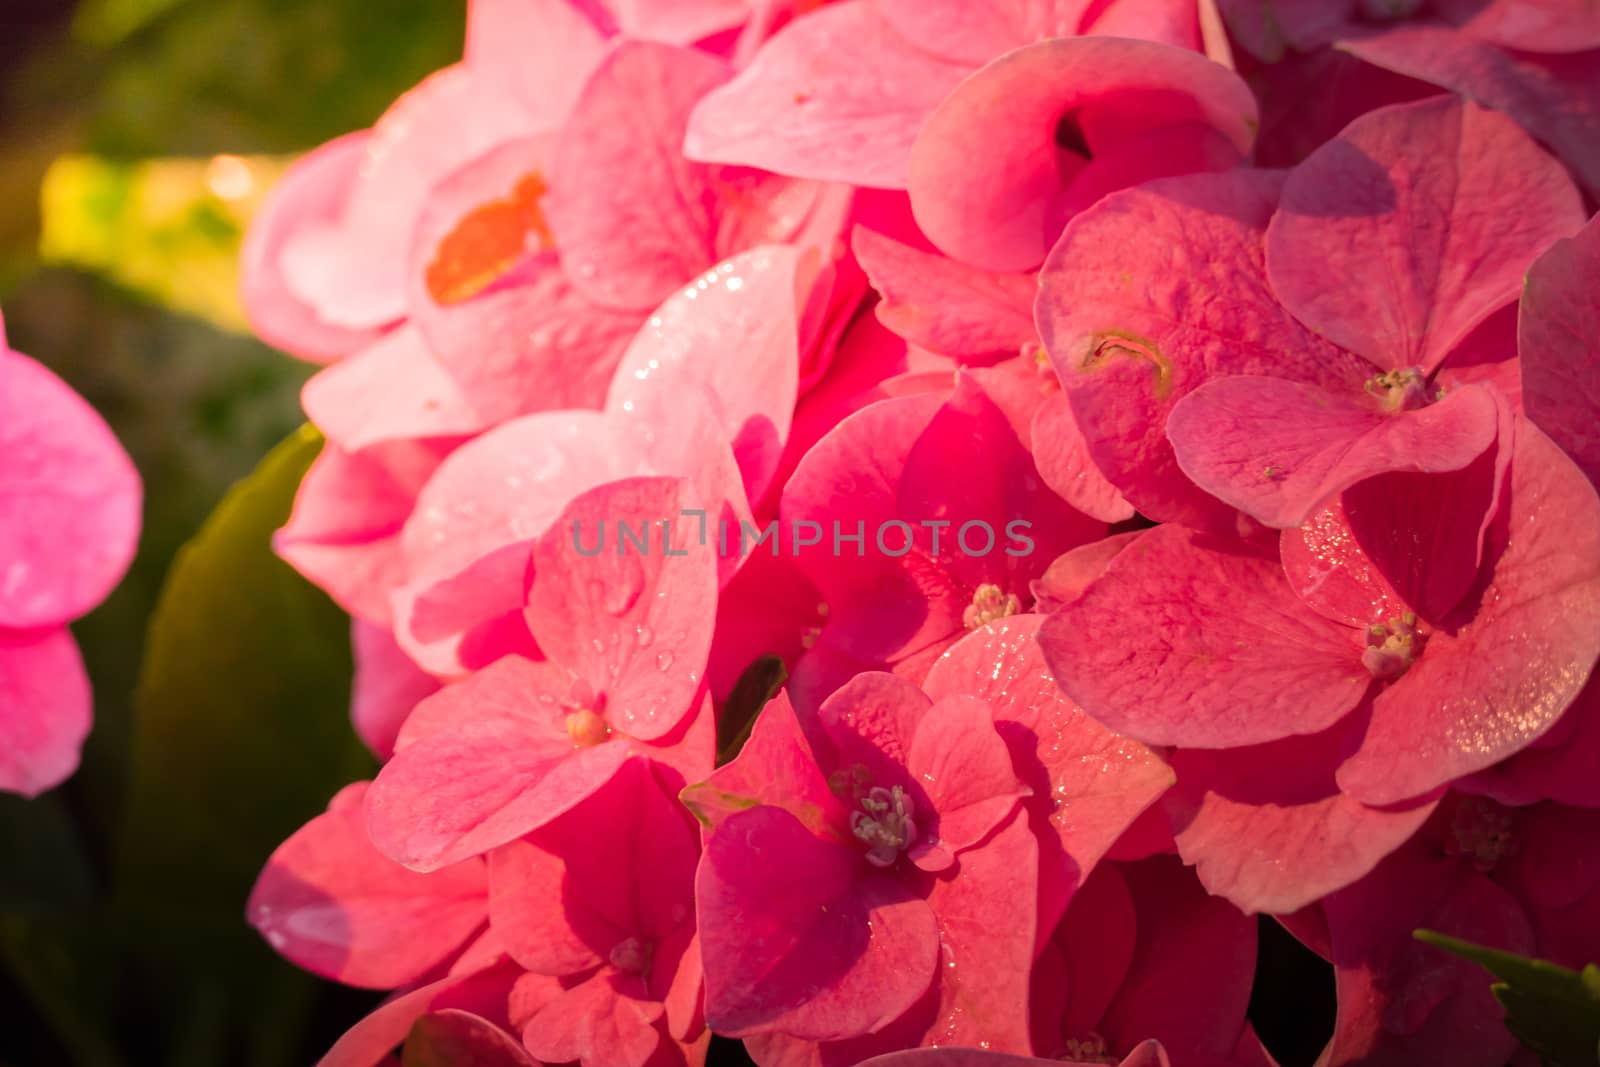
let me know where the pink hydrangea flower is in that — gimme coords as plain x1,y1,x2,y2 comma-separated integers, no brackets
365,477,718,872
0,311,141,796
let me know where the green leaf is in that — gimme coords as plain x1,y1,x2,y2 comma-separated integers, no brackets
715,655,787,766
1416,930,1600,1066
114,424,373,1067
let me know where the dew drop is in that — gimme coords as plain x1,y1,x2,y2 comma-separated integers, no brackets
656,651,675,671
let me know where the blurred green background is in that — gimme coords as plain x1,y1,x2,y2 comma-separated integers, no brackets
0,3,462,1064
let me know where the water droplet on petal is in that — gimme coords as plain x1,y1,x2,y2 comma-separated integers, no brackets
655,651,674,671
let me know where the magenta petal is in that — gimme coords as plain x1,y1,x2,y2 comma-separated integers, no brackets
238,131,382,363
547,42,729,311
1167,726,1440,914
0,627,91,797
697,805,939,1040
1521,213,1600,486
526,478,718,742
0,348,141,630
1267,96,1583,372
248,782,486,988
1039,524,1368,748
1320,841,1532,1067
908,37,1255,272
1098,857,1257,1065
851,227,1036,361
1037,169,1364,529
606,246,803,503
366,657,635,871
1338,416,1600,804
1339,25,1600,199
1167,375,1502,529
684,1,971,188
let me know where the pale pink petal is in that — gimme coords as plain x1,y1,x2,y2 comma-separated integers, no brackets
466,0,607,129
872,0,1085,65
0,349,141,629
1166,725,1440,914
851,227,1036,361
489,838,611,976
547,42,730,311
908,37,1255,271
351,621,440,760
684,2,971,189
1030,393,1136,524
1036,169,1365,529
248,782,486,988
1166,375,1502,529
613,0,749,44
1338,416,1600,804
526,478,718,742
523,972,664,1067
1339,26,1600,198
1520,213,1600,486
0,627,91,797
238,132,382,363
302,327,489,453
1266,96,1583,372
904,694,1030,868
606,246,803,503
1038,524,1369,748
698,805,939,1041
366,656,636,871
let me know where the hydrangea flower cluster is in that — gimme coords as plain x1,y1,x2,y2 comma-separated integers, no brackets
0,310,141,797
241,2,1600,1065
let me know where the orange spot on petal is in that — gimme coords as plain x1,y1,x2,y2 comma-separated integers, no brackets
425,172,553,306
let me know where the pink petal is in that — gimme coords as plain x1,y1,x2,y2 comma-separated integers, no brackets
1039,524,1368,748
1251,48,1437,169
405,135,640,418
1461,674,1600,807
316,962,524,1067
612,0,749,44
1214,0,1348,59
697,805,939,1040
238,132,382,363
351,621,440,760
523,972,664,1067
682,688,850,835
302,327,489,453
248,782,486,988
1319,841,1532,1067
0,627,91,797
1166,725,1441,914
546,42,729,311
683,1,971,189
1339,25,1600,198
872,0,1085,66
1083,0,1203,49
923,616,1172,937
1433,0,1600,53
1521,213,1600,486
1030,393,1136,524
1029,532,1144,613
851,227,1036,361
1266,96,1583,373
1166,375,1503,529
907,37,1255,272
526,478,718,742
0,348,141,629
1097,857,1256,1064
465,0,607,130
606,246,804,503
366,656,636,871
1044,862,1138,1044
1036,169,1365,529
905,693,1030,867
1338,416,1600,804
275,440,445,624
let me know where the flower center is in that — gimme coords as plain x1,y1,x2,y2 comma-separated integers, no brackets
964,583,1022,630
1365,368,1433,412
608,936,654,976
1061,1034,1118,1065
424,171,553,306
565,708,611,748
1444,796,1520,873
851,785,918,868
1362,611,1423,680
